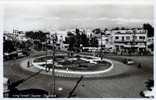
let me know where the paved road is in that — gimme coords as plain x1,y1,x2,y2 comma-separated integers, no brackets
4,55,153,98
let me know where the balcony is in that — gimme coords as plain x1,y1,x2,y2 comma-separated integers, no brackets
114,39,146,43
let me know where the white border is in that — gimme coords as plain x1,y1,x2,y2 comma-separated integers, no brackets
0,0,153,5
0,0,154,99
0,4,4,98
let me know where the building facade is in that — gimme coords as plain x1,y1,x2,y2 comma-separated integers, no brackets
92,28,148,55
111,29,147,55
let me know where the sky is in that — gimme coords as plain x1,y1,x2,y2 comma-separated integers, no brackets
3,1,153,33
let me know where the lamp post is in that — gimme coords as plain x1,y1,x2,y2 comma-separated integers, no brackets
45,33,49,72
49,33,57,97
100,32,102,60
131,29,136,56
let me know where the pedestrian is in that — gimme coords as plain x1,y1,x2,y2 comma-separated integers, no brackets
48,66,51,72
45,65,49,72
137,63,142,69
27,61,30,68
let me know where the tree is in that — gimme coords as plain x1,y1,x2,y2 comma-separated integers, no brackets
64,29,90,52
25,31,34,39
25,30,49,42
64,32,76,51
92,28,101,34
3,40,16,53
121,27,126,30
25,30,50,51
112,27,120,30
75,28,81,49
80,33,89,47
143,23,154,37
90,37,98,47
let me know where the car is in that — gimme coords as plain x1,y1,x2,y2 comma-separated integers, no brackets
140,87,154,98
123,58,134,65
3,77,9,92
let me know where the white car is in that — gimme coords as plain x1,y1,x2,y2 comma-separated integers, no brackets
3,77,8,92
123,58,134,65
140,87,154,98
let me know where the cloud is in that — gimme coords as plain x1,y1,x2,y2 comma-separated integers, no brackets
72,17,152,24
111,17,152,24
4,4,153,32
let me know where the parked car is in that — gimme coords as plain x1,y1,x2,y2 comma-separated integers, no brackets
140,79,154,98
4,51,18,60
3,77,8,92
123,58,134,65
140,86,154,98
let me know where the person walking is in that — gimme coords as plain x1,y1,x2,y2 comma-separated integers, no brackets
137,63,142,69
27,60,30,68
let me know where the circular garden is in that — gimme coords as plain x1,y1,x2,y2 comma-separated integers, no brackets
32,54,113,77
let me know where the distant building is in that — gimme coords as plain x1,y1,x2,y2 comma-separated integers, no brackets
111,29,147,55
92,28,148,55
97,35,114,53
4,30,28,42
147,37,154,54
46,31,68,51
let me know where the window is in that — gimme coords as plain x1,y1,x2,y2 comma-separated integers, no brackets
133,36,137,39
115,36,119,39
115,45,119,50
139,36,145,40
102,45,105,48
126,36,130,40
122,36,124,41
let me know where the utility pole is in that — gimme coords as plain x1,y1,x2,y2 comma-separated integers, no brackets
100,31,102,60
50,33,56,97
131,29,136,55
45,34,48,72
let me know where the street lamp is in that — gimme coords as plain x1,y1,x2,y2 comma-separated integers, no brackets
45,33,50,72
49,33,57,97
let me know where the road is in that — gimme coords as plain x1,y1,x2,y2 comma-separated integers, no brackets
3,54,153,98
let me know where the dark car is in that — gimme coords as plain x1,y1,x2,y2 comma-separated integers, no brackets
140,79,154,98
123,58,134,65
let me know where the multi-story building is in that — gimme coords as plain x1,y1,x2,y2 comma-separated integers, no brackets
92,28,148,55
97,35,114,53
147,37,154,54
111,29,147,55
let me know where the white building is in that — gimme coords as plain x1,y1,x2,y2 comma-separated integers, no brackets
111,29,147,55
92,28,148,55
4,30,29,42
147,37,154,54
97,35,114,52
47,31,68,51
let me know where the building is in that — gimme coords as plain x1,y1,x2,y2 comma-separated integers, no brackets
111,28,147,55
91,28,148,55
4,30,28,42
97,34,114,53
45,31,68,51
147,37,154,54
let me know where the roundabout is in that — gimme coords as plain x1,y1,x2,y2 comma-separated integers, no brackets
31,54,113,78
5,52,153,98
